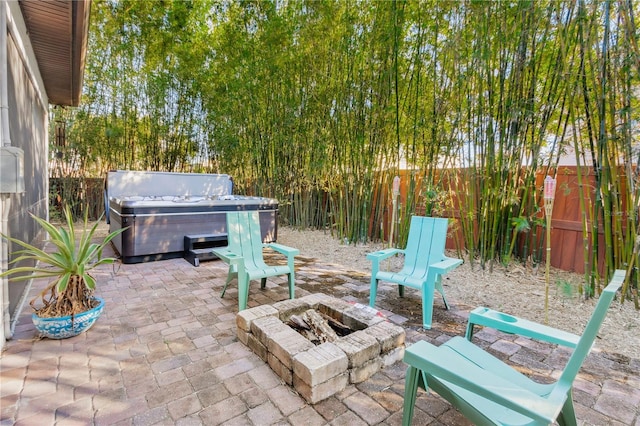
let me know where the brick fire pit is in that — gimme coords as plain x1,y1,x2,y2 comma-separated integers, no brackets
236,293,405,404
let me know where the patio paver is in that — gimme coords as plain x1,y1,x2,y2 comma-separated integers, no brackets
1,241,639,425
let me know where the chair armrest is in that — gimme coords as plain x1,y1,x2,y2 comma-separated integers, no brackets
465,306,580,348
405,339,559,424
366,248,404,263
429,257,463,274
211,247,244,267
265,243,300,257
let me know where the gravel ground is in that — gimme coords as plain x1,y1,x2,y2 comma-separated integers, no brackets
277,226,640,360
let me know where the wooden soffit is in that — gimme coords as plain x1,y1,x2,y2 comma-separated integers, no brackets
18,0,91,106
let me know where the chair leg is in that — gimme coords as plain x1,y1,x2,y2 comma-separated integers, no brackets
435,275,450,310
287,257,296,300
369,277,379,307
464,323,476,341
398,284,405,297
287,273,295,299
557,390,577,426
402,366,420,426
260,277,267,289
237,271,250,311
422,283,435,329
220,267,236,298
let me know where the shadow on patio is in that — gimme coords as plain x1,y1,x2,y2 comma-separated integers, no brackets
1,238,639,425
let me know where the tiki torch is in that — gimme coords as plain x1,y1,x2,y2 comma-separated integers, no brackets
544,175,557,323
389,176,401,248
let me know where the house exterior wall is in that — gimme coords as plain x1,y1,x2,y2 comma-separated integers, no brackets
6,31,49,321
1,1,49,347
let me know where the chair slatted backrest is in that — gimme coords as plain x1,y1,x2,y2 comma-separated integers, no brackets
400,217,449,278
552,270,624,396
226,211,268,270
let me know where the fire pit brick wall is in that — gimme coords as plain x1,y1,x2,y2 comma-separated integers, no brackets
236,293,406,404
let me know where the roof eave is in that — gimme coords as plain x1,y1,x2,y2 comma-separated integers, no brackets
19,0,91,107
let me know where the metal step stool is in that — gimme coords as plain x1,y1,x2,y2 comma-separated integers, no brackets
184,234,227,266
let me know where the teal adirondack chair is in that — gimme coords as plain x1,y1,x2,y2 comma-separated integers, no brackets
402,269,625,426
212,211,299,311
367,216,462,329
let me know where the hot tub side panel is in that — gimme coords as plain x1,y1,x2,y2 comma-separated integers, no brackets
109,200,278,264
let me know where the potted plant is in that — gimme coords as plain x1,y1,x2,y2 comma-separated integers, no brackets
0,206,125,339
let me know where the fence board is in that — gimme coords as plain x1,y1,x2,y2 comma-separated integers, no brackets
381,166,625,275
51,166,626,275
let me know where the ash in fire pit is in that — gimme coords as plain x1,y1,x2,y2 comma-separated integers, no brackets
236,293,405,404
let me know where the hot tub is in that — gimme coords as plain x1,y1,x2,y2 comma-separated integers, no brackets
106,171,278,264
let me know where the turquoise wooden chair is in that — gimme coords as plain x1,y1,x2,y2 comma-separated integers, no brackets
367,216,462,329
212,211,299,311
402,269,625,426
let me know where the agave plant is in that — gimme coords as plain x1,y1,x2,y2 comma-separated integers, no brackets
0,206,125,318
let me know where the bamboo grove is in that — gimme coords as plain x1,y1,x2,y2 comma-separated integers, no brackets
50,0,639,300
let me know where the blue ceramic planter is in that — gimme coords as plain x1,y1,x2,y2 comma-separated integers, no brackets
32,297,104,339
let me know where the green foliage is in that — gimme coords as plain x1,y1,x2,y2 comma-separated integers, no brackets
50,0,640,297
555,279,577,301
0,206,126,317
511,217,531,234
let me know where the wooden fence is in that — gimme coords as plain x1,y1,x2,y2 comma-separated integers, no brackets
540,167,619,275
384,166,620,275
50,177,105,221
50,167,623,275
